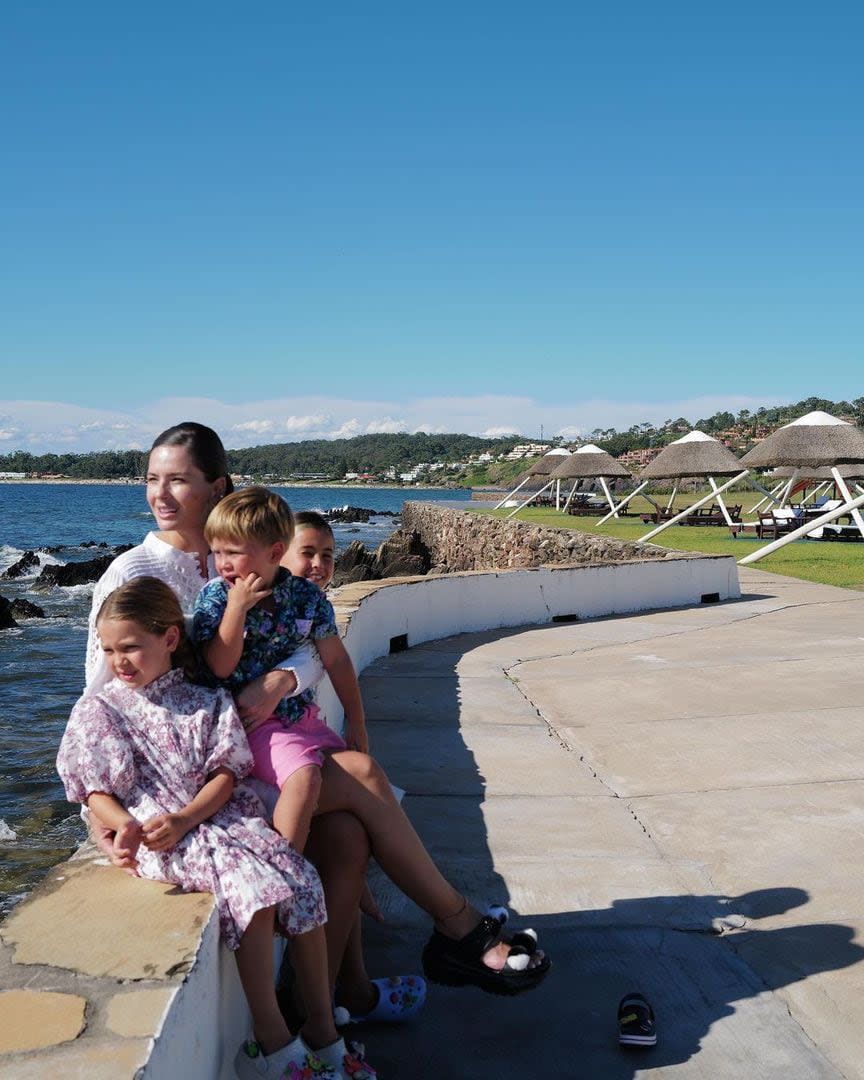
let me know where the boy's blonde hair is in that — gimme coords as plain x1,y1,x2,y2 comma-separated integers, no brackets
204,486,294,546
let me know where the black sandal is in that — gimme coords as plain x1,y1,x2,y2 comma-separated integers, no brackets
618,993,657,1047
422,915,551,996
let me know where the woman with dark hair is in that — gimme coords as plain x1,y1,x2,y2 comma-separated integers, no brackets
84,421,407,1024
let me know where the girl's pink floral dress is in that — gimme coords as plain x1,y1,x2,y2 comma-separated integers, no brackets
57,668,326,949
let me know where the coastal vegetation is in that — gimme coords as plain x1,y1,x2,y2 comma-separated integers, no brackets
0,433,525,482
2,396,863,483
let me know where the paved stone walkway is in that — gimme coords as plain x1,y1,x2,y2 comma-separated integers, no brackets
357,567,864,1079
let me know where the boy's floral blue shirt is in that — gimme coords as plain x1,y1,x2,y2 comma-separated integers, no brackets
192,568,337,724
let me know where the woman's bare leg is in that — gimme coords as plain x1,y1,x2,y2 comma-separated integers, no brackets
305,810,370,995
236,907,294,1054
316,752,531,970
316,752,463,921
335,915,377,1015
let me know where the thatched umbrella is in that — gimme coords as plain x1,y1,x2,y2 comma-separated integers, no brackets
740,410,864,470
547,444,633,517
640,431,745,480
493,448,571,510
638,432,749,541
737,412,864,551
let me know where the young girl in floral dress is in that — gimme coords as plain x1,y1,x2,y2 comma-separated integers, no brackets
57,577,376,1080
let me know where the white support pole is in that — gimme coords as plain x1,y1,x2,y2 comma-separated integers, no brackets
800,480,830,506
708,476,735,526
738,488,864,565
640,471,749,542
493,475,531,511
555,478,560,510
595,480,649,526
831,468,864,539
506,478,554,519
752,479,784,514
777,470,799,508
598,477,618,518
561,480,580,514
665,483,678,511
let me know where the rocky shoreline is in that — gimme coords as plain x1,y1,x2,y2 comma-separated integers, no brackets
1,502,674,629
0,507,410,628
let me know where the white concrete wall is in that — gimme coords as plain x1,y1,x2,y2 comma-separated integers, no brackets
317,554,740,727
144,913,284,1079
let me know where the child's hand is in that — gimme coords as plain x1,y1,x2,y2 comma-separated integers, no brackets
113,818,144,872
225,572,271,613
142,812,189,852
344,720,368,754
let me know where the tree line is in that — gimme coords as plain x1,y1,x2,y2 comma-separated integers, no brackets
0,433,524,479
585,396,864,457
2,397,862,478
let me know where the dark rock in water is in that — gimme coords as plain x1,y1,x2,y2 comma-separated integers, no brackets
10,598,46,619
331,540,377,587
326,506,397,524
373,532,431,579
378,554,428,578
330,530,431,587
81,540,110,549
333,564,377,586
1,551,40,580
39,545,63,554
33,544,132,589
0,596,18,629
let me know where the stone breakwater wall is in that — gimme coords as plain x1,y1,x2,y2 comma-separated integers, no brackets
400,503,673,573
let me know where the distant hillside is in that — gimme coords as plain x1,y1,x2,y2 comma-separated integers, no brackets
0,432,525,480
2,396,862,480
586,395,864,458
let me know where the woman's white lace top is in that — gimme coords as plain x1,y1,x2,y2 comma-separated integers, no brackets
84,532,213,691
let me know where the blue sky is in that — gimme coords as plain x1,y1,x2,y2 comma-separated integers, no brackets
1,4,862,452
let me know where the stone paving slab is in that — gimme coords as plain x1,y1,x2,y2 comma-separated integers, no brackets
555,708,864,796
515,653,863,726
367,719,603,797
0,1037,151,1080
362,672,539,726
1,854,212,980
629,781,864,924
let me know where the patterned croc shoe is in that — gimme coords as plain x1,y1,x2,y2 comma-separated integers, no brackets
346,975,427,1023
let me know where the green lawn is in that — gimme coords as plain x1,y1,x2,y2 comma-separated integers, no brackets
472,493,864,590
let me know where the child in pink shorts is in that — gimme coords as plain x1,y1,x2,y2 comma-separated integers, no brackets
192,488,368,852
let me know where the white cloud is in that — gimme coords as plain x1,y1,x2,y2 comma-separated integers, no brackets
0,392,770,455
231,419,277,435
331,419,363,440
481,425,521,438
365,417,408,434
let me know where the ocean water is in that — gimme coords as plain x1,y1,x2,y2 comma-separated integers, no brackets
0,482,463,918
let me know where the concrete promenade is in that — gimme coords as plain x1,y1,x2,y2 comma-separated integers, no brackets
357,567,864,1079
